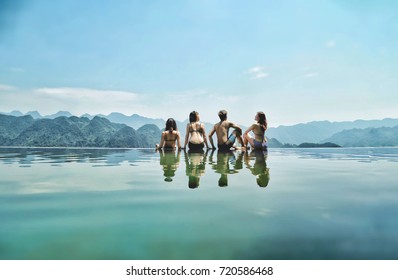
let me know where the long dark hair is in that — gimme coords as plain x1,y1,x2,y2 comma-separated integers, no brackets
165,118,177,133
257,111,267,132
189,111,198,123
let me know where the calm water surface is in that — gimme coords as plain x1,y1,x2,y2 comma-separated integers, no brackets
0,147,397,259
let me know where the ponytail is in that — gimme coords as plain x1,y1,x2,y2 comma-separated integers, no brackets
257,112,267,132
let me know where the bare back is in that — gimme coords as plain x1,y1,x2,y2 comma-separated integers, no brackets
214,121,234,144
186,122,204,144
251,123,266,142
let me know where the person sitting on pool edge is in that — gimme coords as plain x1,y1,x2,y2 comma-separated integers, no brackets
208,109,244,151
156,118,181,150
243,111,268,151
183,111,209,151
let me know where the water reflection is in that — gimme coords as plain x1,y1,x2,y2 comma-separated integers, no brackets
184,150,208,188
0,147,271,188
0,147,144,166
208,150,243,187
244,150,270,187
158,150,181,182
273,147,398,163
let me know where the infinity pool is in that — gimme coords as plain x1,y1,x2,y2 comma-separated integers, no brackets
0,147,397,259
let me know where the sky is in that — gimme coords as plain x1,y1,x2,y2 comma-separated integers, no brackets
1,0,397,127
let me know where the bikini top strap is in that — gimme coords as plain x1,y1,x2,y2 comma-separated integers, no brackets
164,131,177,141
190,122,202,133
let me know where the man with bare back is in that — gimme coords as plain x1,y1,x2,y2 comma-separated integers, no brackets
208,110,244,151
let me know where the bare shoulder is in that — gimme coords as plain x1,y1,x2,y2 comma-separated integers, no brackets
252,123,262,131
245,123,256,132
228,121,238,127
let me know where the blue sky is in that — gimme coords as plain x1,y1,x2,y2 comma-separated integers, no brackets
1,0,397,127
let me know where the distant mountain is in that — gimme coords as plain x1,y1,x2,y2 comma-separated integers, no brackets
5,110,398,147
0,115,35,142
324,126,398,147
0,114,161,148
44,111,73,119
137,124,163,146
95,113,215,142
26,111,42,119
103,113,165,130
81,113,94,119
108,126,145,148
297,142,340,148
2,110,72,119
2,110,215,133
266,138,340,148
267,138,284,148
266,118,398,144
6,110,24,117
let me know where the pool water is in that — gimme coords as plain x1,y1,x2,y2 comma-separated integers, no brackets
0,147,397,259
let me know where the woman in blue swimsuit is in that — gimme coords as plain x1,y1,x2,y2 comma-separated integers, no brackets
243,112,268,151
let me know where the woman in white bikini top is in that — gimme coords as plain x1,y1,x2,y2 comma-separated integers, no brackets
183,111,209,150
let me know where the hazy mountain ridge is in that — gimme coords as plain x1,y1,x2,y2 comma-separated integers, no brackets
324,126,398,147
3,110,212,130
0,114,161,148
3,111,398,147
1,110,216,143
266,118,398,145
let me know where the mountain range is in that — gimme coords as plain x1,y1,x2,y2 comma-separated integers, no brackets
265,119,398,144
0,114,161,148
1,110,214,142
324,126,398,147
2,110,398,147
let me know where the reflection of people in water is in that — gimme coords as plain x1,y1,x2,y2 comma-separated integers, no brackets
184,150,208,188
244,150,270,187
209,150,243,187
159,149,181,182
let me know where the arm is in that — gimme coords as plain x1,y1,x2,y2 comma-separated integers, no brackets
243,124,255,137
208,125,216,149
183,124,190,149
157,132,165,149
176,131,182,150
230,122,242,135
201,124,209,149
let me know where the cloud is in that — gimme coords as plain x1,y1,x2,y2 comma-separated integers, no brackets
35,87,139,102
10,67,25,73
247,66,269,80
0,86,149,116
304,73,319,78
248,66,265,74
326,40,336,48
0,84,16,91
1,85,245,123
251,72,269,79
32,87,142,115
168,89,208,99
